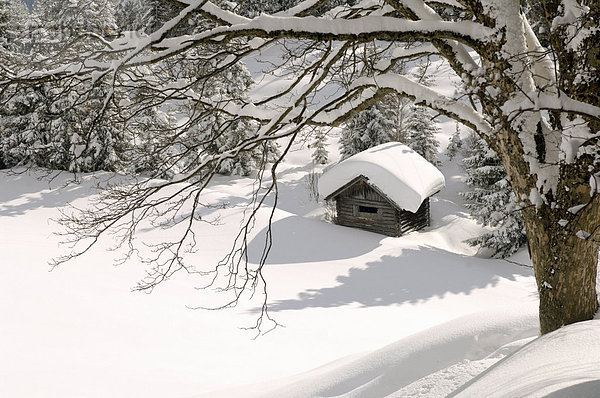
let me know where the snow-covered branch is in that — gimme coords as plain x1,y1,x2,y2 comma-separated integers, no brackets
329,73,492,135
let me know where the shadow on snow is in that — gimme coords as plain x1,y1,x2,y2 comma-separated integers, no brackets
0,168,104,217
264,246,532,312
246,215,383,264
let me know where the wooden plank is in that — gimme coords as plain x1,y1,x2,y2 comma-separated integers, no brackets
332,187,434,237
344,198,393,209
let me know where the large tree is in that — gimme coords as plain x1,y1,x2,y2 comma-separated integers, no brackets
4,0,599,334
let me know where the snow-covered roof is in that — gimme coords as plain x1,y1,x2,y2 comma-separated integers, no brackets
319,142,445,213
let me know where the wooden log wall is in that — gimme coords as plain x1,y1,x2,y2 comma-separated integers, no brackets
397,198,430,235
334,181,430,237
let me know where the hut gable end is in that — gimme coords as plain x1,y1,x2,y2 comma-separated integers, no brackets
332,177,428,237
326,176,395,207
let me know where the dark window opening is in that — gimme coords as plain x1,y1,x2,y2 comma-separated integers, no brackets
358,205,378,214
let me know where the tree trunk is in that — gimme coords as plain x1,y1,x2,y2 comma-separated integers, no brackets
523,202,600,334
496,124,600,334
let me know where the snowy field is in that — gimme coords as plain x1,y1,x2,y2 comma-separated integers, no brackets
2,131,599,398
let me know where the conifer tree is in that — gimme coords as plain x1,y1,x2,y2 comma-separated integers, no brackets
0,0,34,169
0,0,26,52
114,0,146,32
125,103,181,179
114,0,211,35
184,63,276,176
339,99,397,159
238,0,298,17
311,130,328,165
0,0,125,172
113,1,274,178
461,135,527,257
405,59,440,165
445,123,463,160
140,0,178,34
405,104,440,165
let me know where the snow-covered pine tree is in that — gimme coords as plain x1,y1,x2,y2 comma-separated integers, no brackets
0,0,125,172
34,0,117,46
461,134,527,258
116,0,207,35
0,0,35,169
125,102,180,179
405,104,440,165
238,0,298,17
405,59,440,165
238,0,358,18
311,129,328,165
183,63,276,176
0,0,26,52
114,0,147,32
140,0,178,34
113,0,273,178
125,58,274,178
339,98,397,159
446,123,463,160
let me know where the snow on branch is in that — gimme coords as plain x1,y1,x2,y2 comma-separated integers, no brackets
197,1,250,25
327,73,492,135
274,0,332,16
501,91,600,123
218,14,493,43
111,14,492,75
397,0,479,77
425,0,465,9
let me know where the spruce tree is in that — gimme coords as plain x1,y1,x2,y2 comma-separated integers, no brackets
114,0,146,32
0,0,34,169
0,0,125,172
140,0,178,34
126,60,275,178
461,135,527,257
0,0,26,52
311,130,328,165
112,1,273,178
238,0,299,18
184,63,276,176
405,104,440,165
445,123,463,160
405,59,440,165
339,99,397,159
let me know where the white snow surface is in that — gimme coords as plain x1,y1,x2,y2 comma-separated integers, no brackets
318,142,446,212
218,309,539,398
0,79,595,398
452,319,600,398
0,147,541,398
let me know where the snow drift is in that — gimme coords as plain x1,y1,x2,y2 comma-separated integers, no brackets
233,308,539,398
452,319,600,398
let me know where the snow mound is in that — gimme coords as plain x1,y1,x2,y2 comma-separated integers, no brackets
251,307,538,398
318,142,445,212
452,319,600,398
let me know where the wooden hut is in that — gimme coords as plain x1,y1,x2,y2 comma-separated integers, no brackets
318,142,445,237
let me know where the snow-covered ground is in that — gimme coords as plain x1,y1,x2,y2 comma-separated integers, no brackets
2,134,597,398
2,54,599,395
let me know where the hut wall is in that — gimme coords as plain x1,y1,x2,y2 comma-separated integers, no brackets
397,198,430,235
334,181,431,237
335,181,400,237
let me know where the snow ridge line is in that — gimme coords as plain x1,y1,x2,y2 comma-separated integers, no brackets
257,307,539,398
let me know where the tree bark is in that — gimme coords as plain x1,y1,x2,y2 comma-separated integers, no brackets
524,200,600,334
494,120,600,334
